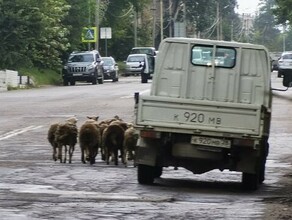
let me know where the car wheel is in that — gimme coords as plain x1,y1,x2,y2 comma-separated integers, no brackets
98,77,104,84
70,80,76,86
283,73,292,87
63,78,69,86
141,73,148,83
92,77,97,85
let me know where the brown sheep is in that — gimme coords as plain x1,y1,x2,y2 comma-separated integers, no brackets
79,119,101,165
47,123,59,161
123,124,139,167
47,117,78,163
54,117,78,163
102,123,125,165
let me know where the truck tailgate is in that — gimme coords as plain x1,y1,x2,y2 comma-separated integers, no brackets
136,96,262,136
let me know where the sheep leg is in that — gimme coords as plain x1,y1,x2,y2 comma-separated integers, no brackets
123,147,128,167
63,145,67,163
69,145,74,163
105,147,110,165
57,145,63,163
52,144,58,161
81,148,86,164
89,147,96,165
114,148,118,166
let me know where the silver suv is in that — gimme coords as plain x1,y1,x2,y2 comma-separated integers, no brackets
62,50,104,86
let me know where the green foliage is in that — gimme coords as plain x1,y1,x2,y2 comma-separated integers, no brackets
0,0,70,70
273,0,292,24
19,67,61,86
1,0,290,76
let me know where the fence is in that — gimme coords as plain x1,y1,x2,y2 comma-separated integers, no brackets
0,70,33,92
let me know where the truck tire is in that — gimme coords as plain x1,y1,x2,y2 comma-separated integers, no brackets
259,141,269,184
154,167,163,178
70,80,76,86
242,172,259,190
137,164,155,184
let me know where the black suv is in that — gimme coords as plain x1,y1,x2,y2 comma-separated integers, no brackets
62,50,104,86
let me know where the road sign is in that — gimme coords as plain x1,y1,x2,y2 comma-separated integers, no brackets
100,27,112,39
82,27,97,43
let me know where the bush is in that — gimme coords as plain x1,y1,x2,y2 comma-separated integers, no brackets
19,67,62,86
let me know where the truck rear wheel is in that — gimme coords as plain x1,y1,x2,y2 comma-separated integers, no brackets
137,164,155,184
154,167,163,178
242,172,259,190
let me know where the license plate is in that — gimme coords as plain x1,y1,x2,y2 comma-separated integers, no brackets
73,73,82,76
191,136,231,148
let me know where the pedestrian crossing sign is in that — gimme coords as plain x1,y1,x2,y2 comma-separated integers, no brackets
82,27,97,43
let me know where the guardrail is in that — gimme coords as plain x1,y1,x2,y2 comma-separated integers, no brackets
0,70,33,92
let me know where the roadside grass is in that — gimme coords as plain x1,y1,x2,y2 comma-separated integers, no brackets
14,61,125,89
19,67,62,87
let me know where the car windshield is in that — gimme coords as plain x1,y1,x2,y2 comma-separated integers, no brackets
102,58,114,66
69,54,94,62
282,54,292,59
131,49,153,55
127,56,145,62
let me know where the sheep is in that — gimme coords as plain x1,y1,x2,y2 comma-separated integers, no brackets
102,123,125,165
123,124,139,167
79,117,101,165
98,115,124,161
47,123,59,161
50,117,78,163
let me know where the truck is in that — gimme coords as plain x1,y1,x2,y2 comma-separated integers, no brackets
134,38,272,190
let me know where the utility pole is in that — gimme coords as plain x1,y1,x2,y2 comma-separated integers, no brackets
134,10,137,47
152,0,157,47
95,0,100,50
216,1,220,40
88,0,91,50
160,0,163,42
169,0,172,37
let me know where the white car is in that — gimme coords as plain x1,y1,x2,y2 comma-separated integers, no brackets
278,51,292,78
124,54,147,76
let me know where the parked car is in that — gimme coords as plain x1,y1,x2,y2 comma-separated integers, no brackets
278,51,292,79
62,50,104,86
101,56,119,82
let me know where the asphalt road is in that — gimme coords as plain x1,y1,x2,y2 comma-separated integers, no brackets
0,74,292,220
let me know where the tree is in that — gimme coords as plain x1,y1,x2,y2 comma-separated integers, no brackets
252,0,282,51
0,0,70,70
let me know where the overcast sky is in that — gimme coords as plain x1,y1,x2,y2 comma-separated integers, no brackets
236,0,260,14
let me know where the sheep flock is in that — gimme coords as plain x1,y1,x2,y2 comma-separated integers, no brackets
47,115,139,167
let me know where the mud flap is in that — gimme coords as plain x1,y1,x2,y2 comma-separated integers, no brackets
136,138,160,166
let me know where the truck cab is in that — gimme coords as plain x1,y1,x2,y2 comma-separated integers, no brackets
134,38,272,190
